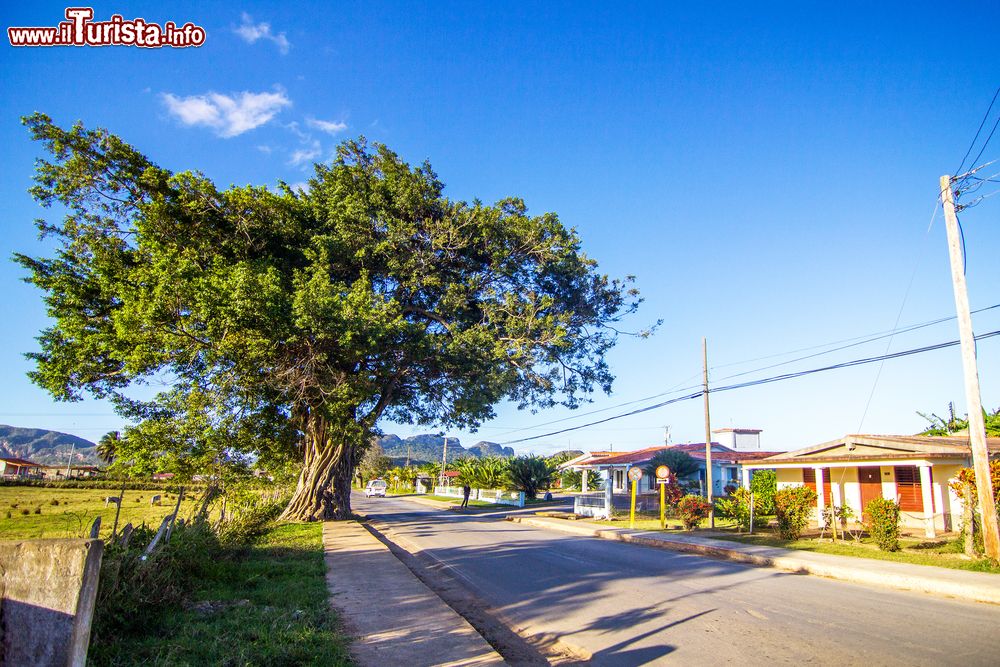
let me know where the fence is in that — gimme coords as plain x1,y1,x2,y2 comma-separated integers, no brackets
432,486,526,507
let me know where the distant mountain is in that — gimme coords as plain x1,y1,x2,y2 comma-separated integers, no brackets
0,425,101,466
547,449,584,462
377,434,514,464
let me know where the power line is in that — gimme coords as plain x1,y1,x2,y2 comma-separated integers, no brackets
500,329,1000,445
493,302,1000,437
955,86,1000,176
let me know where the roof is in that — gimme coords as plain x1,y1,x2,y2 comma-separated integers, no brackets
742,434,1000,467
0,457,42,467
561,451,615,468
571,443,783,468
712,428,763,434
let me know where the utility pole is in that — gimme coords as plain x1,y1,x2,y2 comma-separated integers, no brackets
703,337,714,528
940,174,999,560
441,436,449,487
405,445,411,468
65,442,75,478
663,425,671,447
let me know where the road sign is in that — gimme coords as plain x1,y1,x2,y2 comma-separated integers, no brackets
655,465,670,479
628,467,643,482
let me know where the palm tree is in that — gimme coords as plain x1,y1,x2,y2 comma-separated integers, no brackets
97,430,122,464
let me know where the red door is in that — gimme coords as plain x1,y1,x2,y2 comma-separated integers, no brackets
858,466,882,520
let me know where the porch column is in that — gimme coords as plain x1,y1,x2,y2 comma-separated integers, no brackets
741,467,751,490
932,476,948,532
919,465,935,538
581,468,589,494
604,469,614,519
815,467,826,528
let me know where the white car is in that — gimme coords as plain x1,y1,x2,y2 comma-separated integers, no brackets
364,479,387,498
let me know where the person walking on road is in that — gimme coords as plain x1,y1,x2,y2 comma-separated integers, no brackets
461,483,471,509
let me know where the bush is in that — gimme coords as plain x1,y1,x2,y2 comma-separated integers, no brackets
505,456,555,499
749,470,777,515
676,495,712,529
865,497,901,551
716,488,764,532
774,486,817,539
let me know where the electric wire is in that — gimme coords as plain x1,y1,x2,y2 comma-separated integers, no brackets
954,86,1000,176
500,329,1000,445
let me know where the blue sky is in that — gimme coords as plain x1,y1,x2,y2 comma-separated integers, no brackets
2,2,998,455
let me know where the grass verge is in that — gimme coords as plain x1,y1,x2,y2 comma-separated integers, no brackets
88,522,352,666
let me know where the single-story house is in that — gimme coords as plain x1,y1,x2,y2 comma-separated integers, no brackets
41,464,102,480
741,434,1000,537
0,456,44,478
566,442,779,497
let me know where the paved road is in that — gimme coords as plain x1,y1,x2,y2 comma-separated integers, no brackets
357,494,1000,666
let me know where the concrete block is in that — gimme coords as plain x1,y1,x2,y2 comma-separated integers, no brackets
0,538,104,667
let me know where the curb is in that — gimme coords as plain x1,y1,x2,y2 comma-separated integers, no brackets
507,515,1000,605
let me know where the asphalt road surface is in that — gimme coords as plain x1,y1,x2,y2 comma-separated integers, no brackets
356,494,1000,666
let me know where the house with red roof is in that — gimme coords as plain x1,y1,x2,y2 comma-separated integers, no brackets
0,456,44,479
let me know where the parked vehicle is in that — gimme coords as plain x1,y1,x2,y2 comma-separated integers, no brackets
364,479,387,498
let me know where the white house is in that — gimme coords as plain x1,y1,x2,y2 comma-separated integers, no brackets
741,434,1000,537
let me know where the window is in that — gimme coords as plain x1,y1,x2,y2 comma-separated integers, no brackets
894,466,925,512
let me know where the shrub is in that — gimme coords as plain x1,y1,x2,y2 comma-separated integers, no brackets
774,486,817,539
865,497,901,551
34,506,42,514
20,508,30,515
676,495,712,529
505,455,555,499
716,487,765,532
5,511,10,518
749,470,777,515
50,498,60,506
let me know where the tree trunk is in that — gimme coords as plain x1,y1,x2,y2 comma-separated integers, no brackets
280,411,361,522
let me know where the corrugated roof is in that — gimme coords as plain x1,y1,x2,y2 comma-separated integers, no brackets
745,434,1000,466
0,457,42,467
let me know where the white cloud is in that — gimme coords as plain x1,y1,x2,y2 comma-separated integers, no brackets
162,90,291,137
289,140,321,166
235,13,290,54
306,117,348,135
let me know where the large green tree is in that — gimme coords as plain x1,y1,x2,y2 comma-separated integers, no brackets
15,114,647,520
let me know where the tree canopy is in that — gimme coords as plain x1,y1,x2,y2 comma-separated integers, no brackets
16,113,648,519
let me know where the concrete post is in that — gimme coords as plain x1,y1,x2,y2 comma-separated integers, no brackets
604,469,614,519
581,468,589,494
932,477,948,532
741,467,751,490
919,465,936,538
815,467,826,528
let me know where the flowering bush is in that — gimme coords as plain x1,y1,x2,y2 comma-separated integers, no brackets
864,497,901,551
774,486,817,539
676,494,712,530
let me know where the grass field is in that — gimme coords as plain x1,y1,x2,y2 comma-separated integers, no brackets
89,522,352,666
0,486,203,540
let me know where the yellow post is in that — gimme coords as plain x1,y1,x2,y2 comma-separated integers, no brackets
629,479,638,529
659,482,666,530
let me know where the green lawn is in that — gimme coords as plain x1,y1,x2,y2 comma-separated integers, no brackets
589,510,999,574
711,531,1000,574
0,486,203,540
89,522,353,666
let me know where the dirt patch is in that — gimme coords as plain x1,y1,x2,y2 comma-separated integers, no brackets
362,518,589,666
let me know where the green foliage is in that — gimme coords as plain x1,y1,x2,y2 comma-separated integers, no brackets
716,487,765,532
919,406,1000,437
505,455,555,499
949,459,1000,508
559,468,603,491
455,455,509,489
864,497,901,552
644,449,700,479
774,486,817,540
357,442,392,485
17,114,647,519
676,494,713,529
749,469,776,515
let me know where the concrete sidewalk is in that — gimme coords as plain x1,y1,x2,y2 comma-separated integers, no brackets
508,514,1000,605
323,521,503,666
